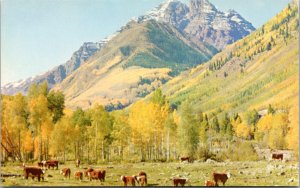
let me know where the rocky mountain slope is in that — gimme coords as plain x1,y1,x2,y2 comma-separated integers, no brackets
159,1,298,117
137,0,255,50
2,42,102,95
53,20,215,110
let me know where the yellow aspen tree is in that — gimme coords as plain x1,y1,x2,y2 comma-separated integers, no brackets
28,95,52,161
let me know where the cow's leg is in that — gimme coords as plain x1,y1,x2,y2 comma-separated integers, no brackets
38,175,41,182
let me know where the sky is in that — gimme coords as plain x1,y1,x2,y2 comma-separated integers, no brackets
1,0,291,85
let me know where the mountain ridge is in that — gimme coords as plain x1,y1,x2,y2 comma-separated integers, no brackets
2,0,255,106
158,1,298,116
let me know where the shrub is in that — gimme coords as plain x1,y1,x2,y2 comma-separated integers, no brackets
226,141,258,161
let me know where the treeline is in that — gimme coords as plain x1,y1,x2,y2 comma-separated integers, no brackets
1,83,298,163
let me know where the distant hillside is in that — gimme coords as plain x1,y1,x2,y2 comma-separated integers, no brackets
54,20,216,110
161,1,298,116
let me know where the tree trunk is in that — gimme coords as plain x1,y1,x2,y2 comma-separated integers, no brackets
95,123,98,162
102,140,104,161
167,130,170,161
38,125,42,161
63,148,66,164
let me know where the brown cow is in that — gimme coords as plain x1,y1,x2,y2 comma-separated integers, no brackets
272,153,283,160
213,172,231,186
121,175,136,186
88,170,106,182
23,167,45,182
205,180,216,186
84,167,94,177
180,156,191,163
46,160,59,170
74,171,83,181
173,178,190,186
136,171,147,186
60,168,71,179
76,159,80,168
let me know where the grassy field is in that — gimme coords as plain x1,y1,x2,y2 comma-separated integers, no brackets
1,160,299,186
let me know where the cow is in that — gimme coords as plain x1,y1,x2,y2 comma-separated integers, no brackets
172,178,190,187
272,153,283,160
180,156,191,163
46,160,59,170
136,171,147,186
121,175,136,186
76,159,80,168
212,172,231,186
74,171,83,181
23,166,45,182
205,180,216,186
84,167,94,177
60,168,71,179
88,170,106,182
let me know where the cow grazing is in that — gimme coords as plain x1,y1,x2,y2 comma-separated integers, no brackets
23,167,45,182
76,159,80,168
272,153,283,160
180,156,191,163
46,160,59,170
84,167,94,177
205,180,216,187
173,178,190,187
213,172,231,186
121,175,136,186
74,171,83,181
88,170,106,182
60,168,71,179
136,171,147,186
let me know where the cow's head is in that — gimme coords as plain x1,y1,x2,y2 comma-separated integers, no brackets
22,163,25,168
60,170,63,175
185,178,191,186
120,175,125,181
227,172,231,178
136,176,141,183
42,169,46,174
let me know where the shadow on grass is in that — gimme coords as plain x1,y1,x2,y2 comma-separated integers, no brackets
148,183,159,186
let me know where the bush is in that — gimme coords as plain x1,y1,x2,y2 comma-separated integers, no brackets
220,141,259,161
196,146,216,161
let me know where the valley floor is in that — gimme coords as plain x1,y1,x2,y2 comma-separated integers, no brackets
1,160,299,186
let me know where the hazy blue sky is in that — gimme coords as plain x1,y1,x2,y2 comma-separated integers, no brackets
1,0,291,85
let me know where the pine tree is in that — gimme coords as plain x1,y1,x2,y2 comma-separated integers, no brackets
211,115,220,133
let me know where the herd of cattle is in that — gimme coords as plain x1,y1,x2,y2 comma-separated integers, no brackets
21,153,285,186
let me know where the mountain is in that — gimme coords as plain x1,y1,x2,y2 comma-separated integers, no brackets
1,31,121,96
2,0,256,109
137,0,255,50
159,1,298,116
53,20,215,110
2,42,102,95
